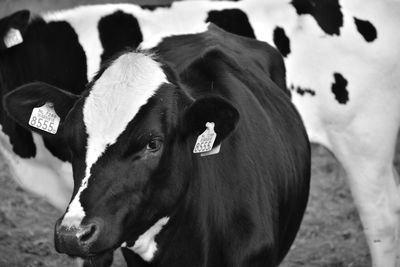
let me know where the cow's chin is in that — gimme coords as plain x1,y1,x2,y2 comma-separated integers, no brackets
83,242,122,258
80,231,125,259
81,249,115,266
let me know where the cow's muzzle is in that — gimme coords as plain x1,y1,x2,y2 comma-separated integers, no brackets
54,218,103,257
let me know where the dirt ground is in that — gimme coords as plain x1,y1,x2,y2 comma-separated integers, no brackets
1,0,399,266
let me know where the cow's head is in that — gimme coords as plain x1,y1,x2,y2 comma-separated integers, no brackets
0,10,30,50
0,10,87,96
3,51,239,259
0,9,30,99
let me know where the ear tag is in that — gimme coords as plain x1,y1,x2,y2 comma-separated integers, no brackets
29,102,60,134
4,28,23,48
201,144,221,157
193,122,219,156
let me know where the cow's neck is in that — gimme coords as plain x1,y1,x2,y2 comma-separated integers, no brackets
145,163,238,266
121,149,231,266
149,209,208,266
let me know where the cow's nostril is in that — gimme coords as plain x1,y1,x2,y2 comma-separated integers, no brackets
77,223,98,243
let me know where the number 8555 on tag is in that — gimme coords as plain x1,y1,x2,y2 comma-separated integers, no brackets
29,103,60,134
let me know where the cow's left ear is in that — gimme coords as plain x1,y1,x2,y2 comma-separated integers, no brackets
3,82,79,137
0,10,30,50
182,96,240,146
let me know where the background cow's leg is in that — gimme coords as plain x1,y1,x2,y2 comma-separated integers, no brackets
346,163,400,267
326,124,400,267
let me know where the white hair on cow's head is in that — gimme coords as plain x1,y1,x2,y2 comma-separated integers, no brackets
61,52,168,228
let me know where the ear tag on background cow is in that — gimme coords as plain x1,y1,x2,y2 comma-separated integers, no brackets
193,122,220,156
29,102,60,134
4,28,23,48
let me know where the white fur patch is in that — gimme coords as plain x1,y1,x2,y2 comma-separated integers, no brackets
61,52,167,228
0,128,73,211
122,217,170,262
44,4,144,79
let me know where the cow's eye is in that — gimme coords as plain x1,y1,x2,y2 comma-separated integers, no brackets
146,139,162,151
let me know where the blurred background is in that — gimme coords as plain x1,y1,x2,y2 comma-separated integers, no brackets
1,0,399,266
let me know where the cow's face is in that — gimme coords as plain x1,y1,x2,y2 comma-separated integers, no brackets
56,86,177,257
3,51,239,258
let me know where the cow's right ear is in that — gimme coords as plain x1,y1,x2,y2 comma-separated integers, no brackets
3,82,79,137
0,10,30,50
181,96,240,148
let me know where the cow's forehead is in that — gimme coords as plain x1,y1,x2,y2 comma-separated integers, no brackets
83,52,167,166
84,52,168,188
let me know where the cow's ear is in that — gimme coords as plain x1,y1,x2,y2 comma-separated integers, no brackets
0,10,30,50
3,82,79,137
182,96,240,146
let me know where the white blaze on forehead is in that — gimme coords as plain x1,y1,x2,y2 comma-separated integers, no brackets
61,52,167,228
122,217,170,262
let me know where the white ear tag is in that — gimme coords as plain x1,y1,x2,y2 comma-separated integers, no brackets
29,102,61,134
201,144,221,157
193,122,220,156
4,28,23,48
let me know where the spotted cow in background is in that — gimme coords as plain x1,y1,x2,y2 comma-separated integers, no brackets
0,0,400,266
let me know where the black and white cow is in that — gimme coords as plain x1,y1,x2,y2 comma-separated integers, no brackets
1,0,400,266
4,23,311,267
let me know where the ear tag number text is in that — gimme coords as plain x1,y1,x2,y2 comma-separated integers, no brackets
29,103,60,134
193,122,219,156
4,28,23,48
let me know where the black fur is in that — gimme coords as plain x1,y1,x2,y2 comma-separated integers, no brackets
205,9,256,39
98,10,143,64
273,26,291,57
139,4,172,11
354,17,377,42
291,0,343,35
290,85,316,96
331,72,349,104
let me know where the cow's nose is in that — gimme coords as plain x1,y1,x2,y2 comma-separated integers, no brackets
76,222,100,244
54,218,102,257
